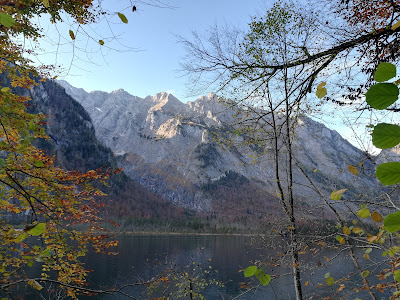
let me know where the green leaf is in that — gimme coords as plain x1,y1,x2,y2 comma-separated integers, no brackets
42,0,49,8
374,62,396,82
330,189,347,201
0,13,16,28
372,123,400,149
13,232,28,243
361,270,370,277
0,158,5,168
394,270,400,283
34,160,44,168
365,248,372,254
324,272,330,279
384,210,400,233
99,40,105,46
244,266,257,277
28,223,46,236
256,272,271,286
376,162,400,185
1,87,10,93
357,208,370,218
118,12,128,24
366,83,399,110
325,277,335,286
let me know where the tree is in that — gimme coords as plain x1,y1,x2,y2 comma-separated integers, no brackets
0,1,138,298
180,0,400,299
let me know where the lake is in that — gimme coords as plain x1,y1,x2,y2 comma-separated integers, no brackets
24,234,390,299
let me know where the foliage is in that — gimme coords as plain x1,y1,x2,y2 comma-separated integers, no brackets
0,1,132,298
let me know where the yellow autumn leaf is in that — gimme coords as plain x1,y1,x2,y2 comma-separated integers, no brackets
343,226,351,235
392,19,400,31
348,165,358,175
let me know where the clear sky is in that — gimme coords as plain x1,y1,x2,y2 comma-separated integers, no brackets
35,0,266,102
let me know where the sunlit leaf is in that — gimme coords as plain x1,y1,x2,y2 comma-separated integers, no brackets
366,83,399,110
255,271,271,286
357,208,370,218
395,270,400,283
1,87,10,93
13,232,28,243
325,277,335,286
348,165,358,175
343,226,351,235
34,160,44,168
361,270,370,277
374,62,396,82
244,266,257,277
0,13,16,28
372,123,400,149
28,223,46,236
118,12,128,24
376,162,400,185
363,253,370,260
335,235,345,244
28,279,43,290
42,0,49,8
330,189,347,201
365,248,372,254
384,211,400,233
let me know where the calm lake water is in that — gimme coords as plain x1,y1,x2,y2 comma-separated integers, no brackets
24,234,390,299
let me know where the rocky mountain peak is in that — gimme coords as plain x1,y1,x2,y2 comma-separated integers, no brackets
59,80,379,215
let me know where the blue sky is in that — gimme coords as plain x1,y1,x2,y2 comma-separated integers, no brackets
31,0,381,152
36,0,265,101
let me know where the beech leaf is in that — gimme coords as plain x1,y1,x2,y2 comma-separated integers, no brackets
0,12,16,28
330,189,347,201
325,277,335,286
384,211,400,233
357,208,370,218
244,266,257,277
28,223,46,236
371,211,383,223
118,13,128,24
366,83,399,110
372,123,400,149
376,162,400,185
374,62,396,82
348,165,358,175
28,279,43,290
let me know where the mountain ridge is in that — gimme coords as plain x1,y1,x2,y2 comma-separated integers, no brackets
57,80,381,221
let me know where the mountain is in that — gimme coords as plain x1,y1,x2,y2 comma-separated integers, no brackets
58,80,381,222
0,73,188,228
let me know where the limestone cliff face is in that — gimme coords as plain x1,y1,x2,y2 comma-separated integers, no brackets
58,80,379,215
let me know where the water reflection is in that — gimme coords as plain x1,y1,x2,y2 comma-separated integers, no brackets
25,235,392,299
